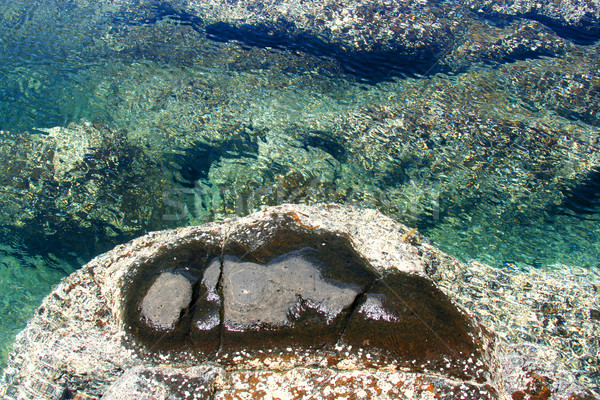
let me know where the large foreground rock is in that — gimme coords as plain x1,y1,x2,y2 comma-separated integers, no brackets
0,204,597,399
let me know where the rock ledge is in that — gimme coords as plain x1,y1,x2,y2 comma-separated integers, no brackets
0,204,596,399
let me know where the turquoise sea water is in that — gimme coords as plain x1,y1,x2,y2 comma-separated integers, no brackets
0,0,599,369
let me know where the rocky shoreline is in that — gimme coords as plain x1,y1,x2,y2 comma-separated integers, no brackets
1,204,597,399
0,0,599,396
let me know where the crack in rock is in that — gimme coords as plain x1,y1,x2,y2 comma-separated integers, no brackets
122,225,487,381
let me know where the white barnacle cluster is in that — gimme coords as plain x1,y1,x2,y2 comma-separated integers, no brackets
357,293,399,322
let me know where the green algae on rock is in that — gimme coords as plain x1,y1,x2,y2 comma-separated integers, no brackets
0,123,176,254
1,205,595,399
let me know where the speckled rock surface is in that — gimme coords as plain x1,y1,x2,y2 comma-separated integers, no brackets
178,0,600,64
24,0,593,80
464,0,600,37
1,204,597,399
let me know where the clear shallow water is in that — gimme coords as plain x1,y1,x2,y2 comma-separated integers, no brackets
0,0,599,368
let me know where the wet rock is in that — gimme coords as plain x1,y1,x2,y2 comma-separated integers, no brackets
0,205,595,399
193,257,221,333
341,273,486,381
221,252,361,330
6,0,595,83
0,3,598,396
449,19,571,70
78,0,588,81
140,272,193,330
507,46,600,127
124,237,222,358
3,0,597,269
217,249,366,359
464,0,600,41
149,0,466,68
179,0,599,73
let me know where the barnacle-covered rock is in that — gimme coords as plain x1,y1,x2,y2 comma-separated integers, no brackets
0,204,595,399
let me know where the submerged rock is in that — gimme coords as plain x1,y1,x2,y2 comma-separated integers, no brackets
156,0,599,75
220,252,361,330
464,0,600,40
0,204,595,399
123,214,485,383
2,0,598,268
0,122,175,255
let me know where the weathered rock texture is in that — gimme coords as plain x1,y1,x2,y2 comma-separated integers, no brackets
0,204,596,399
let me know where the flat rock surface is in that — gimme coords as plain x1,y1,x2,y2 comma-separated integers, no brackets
0,204,597,399
221,252,361,330
140,272,193,330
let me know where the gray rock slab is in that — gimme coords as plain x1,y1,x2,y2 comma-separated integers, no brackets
140,272,193,330
222,252,361,330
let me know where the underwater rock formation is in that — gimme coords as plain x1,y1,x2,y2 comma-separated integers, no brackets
0,204,595,399
464,0,600,41
124,225,486,382
0,122,175,255
2,0,599,265
140,0,599,75
3,0,582,84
